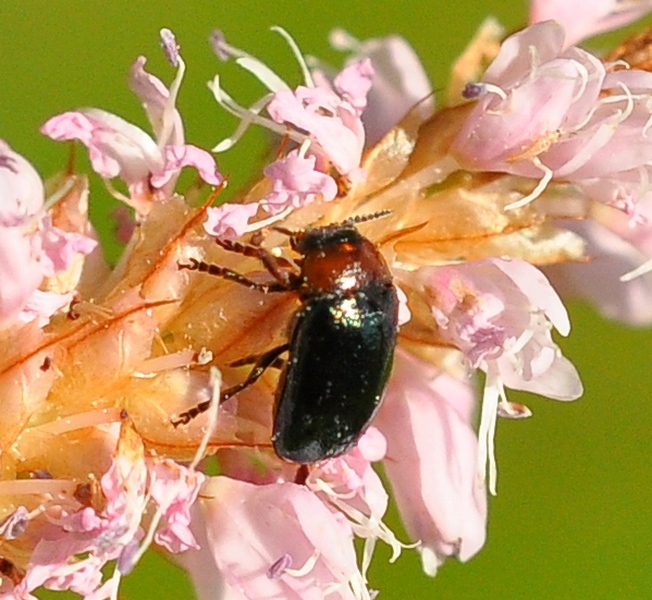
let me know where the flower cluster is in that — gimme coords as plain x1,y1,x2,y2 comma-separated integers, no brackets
2,3,652,599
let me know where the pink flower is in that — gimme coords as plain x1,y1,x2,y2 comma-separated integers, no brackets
204,201,260,239
17,289,74,327
38,215,98,277
11,421,204,599
0,141,96,327
262,151,338,214
266,60,372,177
181,477,368,600
307,428,403,569
0,142,46,323
414,257,582,492
41,30,221,214
529,0,652,47
210,28,373,179
375,349,487,575
329,29,434,145
148,458,204,554
452,21,652,210
547,194,652,324
204,151,338,238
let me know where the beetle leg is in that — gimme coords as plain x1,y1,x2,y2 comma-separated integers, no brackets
214,238,299,288
229,353,285,370
178,258,288,293
171,343,290,427
294,464,310,485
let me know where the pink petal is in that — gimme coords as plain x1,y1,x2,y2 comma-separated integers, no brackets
492,258,570,335
375,349,487,571
483,21,566,85
0,142,47,325
42,110,163,184
204,202,259,239
17,289,73,327
152,145,223,190
333,59,374,114
0,223,43,326
186,477,363,599
267,86,366,176
148,459,204,554
0,140,45,226
38,216,98,277
262,151,337,215
353,35,433,145
129,55,184,146
547,213,652,325
529,1,652,46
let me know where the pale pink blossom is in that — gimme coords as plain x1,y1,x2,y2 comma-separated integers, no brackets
329,29,434,145
10,423,204,599
17,289,74,327
204,151,338,238
415,258,582,493
307,428,403,572
529,0,652,47
148,459,204,554
266,60,372,177
183,476,368,600
210,28,373,179
452,21,652,209
38,215,98,277
0,141,47,323
262,151,338,214
0,141,96,327
204,202,259,239
375,349,487,575
547,195,652,324
419,258,578,390
41,32,221,214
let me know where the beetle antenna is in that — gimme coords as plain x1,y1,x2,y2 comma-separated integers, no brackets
273,209,393,239
343,210,392,226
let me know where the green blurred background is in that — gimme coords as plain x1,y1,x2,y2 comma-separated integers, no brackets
2,1,651,598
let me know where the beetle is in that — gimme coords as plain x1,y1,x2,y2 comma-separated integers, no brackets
172,213,398,464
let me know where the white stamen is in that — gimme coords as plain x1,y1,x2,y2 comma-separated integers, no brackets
621,257,652,281
244,205,294,233
209,77,305,152
505,156,553,210
211,92,273,153
481,82,508,101
526,44,541,82
103,178,133,204
235,56,291,93
571,81,640,133
191,366,222,470
570,60,589,103
43,176,76,212
158,52,186,149
419,545,443,577
310,475,404,566
478,373,501,495
642,96,652,137
271,26,314,87
509,326,536,356
283,549,320,577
